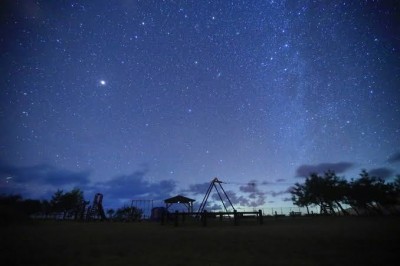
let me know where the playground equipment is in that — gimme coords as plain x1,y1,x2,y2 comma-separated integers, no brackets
164,195,195,213
131,199,153,219
164,209,263,227
197,177,235,216
77,200,90,220
150,207,166,221
86,193,107,220
157,178,265,227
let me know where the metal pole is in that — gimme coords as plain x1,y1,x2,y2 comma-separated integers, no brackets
214,183,229,213
197,181,214,215
217,182,236,211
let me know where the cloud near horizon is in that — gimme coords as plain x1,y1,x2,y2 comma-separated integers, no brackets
238,181,266,207
182,182,210,195
183,180,295,208
184,180,267,208
0,162,176,207
295,162,354,177
387,152,400,164
0,161,90,198
211,190,250,208
368,168,394,179
266,188,291,197
94,169,176,202
0,161,90,186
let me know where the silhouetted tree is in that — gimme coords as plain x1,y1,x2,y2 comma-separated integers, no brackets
291,169,400,216
113,206,143,221
50,189,65,215
20,199,42,216
322,171,349,215
0,194,22,205
63,188,85,219
290,182,310,214
291,171,350,215
393,175,400,211
41,199,52,218
106,208,115,219
345,170,395,215
50,188,85,219
393,175,400,193
0,194,26,223
303,173,336,215
0,194,41,222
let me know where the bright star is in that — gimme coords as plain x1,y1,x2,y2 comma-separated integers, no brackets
100,80,106,86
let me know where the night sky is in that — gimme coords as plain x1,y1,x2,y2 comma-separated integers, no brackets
1,1,399,210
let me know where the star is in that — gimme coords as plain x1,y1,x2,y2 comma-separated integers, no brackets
1,0,399,213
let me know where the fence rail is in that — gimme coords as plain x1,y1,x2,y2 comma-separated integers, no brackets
244,207,321,216
161,210,263,227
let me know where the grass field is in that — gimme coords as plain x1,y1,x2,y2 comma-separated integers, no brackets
1,216,399,265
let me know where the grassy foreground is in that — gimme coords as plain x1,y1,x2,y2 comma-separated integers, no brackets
1,216,399,265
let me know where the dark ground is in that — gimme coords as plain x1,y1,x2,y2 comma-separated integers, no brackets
1,216,399,265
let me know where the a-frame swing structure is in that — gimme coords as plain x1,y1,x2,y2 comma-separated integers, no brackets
86,193,107,220
196,177,235,216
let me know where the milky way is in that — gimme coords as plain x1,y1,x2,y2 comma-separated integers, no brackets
1,1,399,209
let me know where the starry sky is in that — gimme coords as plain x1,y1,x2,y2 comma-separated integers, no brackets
1,0,399,210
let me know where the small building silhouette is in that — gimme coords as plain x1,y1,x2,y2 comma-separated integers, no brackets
164,195,195,213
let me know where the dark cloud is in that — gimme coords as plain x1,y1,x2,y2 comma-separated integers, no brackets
268,188,291,197
261,181,272,185
207,203,226,211
368,168,394,179
387,152,400,164
276,178,286,182
96,168,176,201
0,161,90,187
247,197,266,207
183,180,267,208
183,180,266,209
211,190,248,208
239,181,258,193
0,161,91,199
237,181,266,207
0,162,176,207
282,197,292,202
295,162,354,177
182,182,210,195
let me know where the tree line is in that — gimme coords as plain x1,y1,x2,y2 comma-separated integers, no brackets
2,169,399,223
0,188,142,224
290,170,400,215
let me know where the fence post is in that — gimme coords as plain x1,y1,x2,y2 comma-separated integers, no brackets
174,211,179,227
202,210,207,227
234,210,238,226
258,209,263,225
161,211,165,225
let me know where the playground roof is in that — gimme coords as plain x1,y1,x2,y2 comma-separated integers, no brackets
164,195,195,204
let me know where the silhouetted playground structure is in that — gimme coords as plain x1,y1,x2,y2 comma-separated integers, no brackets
197,177,235,215
165,195,195,212
131,199,154,219
86,193,107,220
158,178,264,227
82,178,301,225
